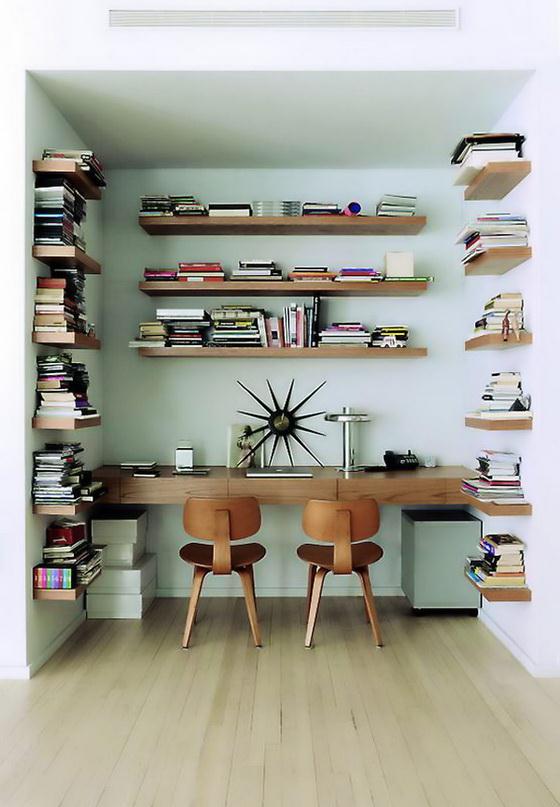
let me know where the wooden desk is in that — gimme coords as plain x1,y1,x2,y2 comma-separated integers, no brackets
95,465,470,507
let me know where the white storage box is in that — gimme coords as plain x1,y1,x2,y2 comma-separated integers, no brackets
88,553,156,595
103,537,146,567
384,251,414,277
86,578,156,620
91,507,147,545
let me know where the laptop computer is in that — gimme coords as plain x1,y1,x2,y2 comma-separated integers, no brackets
245,466,314,478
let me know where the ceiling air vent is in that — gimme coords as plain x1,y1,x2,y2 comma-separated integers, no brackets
109,9,459,29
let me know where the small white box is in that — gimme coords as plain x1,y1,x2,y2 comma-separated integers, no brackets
91,508,147,545
86,578,156,620
384,252,414,277
87,553,156,595
175,444,194,471
103,538,146,567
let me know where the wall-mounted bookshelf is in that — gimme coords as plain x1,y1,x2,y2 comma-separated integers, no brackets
33,159,102,201
32,245,101,275
32,416,102,431
138,280,430,298
33,585,86,601
464,416,533,431
137,346,428,359
464,247,532,277
460,492,532,516
464,574,532,602
465,332,533,351
464,161,531,201
32,332,101,350
32,496,105,517
138,215,427,237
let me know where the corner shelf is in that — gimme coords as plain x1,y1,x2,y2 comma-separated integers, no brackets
32,332,101,350
465,574,532,603
460,492,532,516
33,585,86,601
137,346,428,359
464,247,532,276
465,332,532,351
465,415,533,431
138,280,430,297
32,495,105,516
32,416,101,431
33,159,102,201
138,214,427,237
464,161,531,201
32,245,101,275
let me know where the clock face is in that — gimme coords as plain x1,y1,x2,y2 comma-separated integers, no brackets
237,378,326,467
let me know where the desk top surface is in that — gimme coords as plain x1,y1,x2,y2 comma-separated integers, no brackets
96,465,472,480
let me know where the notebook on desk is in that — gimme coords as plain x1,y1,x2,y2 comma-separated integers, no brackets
245,467,314,479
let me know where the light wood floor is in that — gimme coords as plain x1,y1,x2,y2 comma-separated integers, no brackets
1,597,560,807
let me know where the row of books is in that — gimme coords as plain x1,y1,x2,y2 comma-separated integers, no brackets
462,450,525,505
456,213,529,265
34,179,86,249
468,371,531,421
41,148,106,187
35,353,98,421
473,292,524,338
33,518,103,591
451,132,525,186
32,442,106,506
466,534,527,589
33,269,88,335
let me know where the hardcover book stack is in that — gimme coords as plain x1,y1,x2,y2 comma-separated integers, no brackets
289,266,336,283
208,203,252,217
143,267,178,282
335,267,384,283
210,305,267,347
252,201,301,217
177,262,225,283
370,326,409,348
456,214,529,265
474,292,524,336
466,534,526,589
231,260,282,282
130,321,167,347
302,202,341,216
34,180,86,248
35,353,98,421
120,461,160,478
156,308,210,347
34,517,104,590
139,195,173,217
468,371,532,421
376,194,416,217
42,148,106,187
32,442,85,507
282,301,321,347
319,322,371,348
34,270,87,335
169,195,207,216
462,450,526,505
451,133,525,185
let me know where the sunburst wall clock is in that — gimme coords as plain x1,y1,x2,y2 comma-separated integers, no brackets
236,379,326,467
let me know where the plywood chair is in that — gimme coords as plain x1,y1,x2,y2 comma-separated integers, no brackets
179,496,266,648
297,498,384,648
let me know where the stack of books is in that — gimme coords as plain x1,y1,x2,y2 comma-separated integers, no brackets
252,201,301,217
289,266,336,282
231,260,282,282
319,322,371,348
210,305,267,347
376,195,416,217
34,180,86,248
42,148,106,187
468,371,532,421
32,442,85,507
143,267,178,282
335,267,384,283
139,195,173,217
302,202,341,216
370,326,409,348
451,133,525,185
120,461,160,478
156,308,210,347
208,203,252,217
462,450,526,505
36,518,103,588
80,476,107,502
35,353,98,421
456,214,529,265
169,195,207,216
130,322,167,348
474,292,524,336
466,534,526,589
34,271,87,335
177,262,225,283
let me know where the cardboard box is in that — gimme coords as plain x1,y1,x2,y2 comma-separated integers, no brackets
86,578,156,620
87,553,156,594
91,507,147,545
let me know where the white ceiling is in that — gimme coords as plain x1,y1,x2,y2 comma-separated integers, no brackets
33,70,531,169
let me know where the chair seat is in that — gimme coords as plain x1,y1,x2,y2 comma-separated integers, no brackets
179,541,266,569
297,541,383,570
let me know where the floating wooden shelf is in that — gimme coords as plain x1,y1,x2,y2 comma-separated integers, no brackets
460,492,532,516
464,247,532,276
32,416,101,431
138,215,427,237
465,416,533,431
138,280,430,297
465,332,532,351
465,574,532,603
464,161,531,201
32,496,105,516
32,245,101,275
137,346,428,359
32,332,101,350
33,159,102,200
33,585,86,601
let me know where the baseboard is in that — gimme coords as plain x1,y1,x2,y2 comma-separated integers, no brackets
156,586,404,598
479,610,560,678
0,664,32,680
27,611,86,678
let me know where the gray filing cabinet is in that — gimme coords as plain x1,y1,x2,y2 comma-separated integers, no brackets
401,510,481,611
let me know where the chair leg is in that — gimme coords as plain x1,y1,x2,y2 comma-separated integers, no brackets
248,564,258,617
306,564,317,620
305,567,328,648
356,566,383,647
182,566,208,649
238,566,262,648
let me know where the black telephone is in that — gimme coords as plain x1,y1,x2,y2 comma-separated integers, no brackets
383,450,419,471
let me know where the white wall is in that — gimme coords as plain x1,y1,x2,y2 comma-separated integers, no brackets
102,167,463,597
